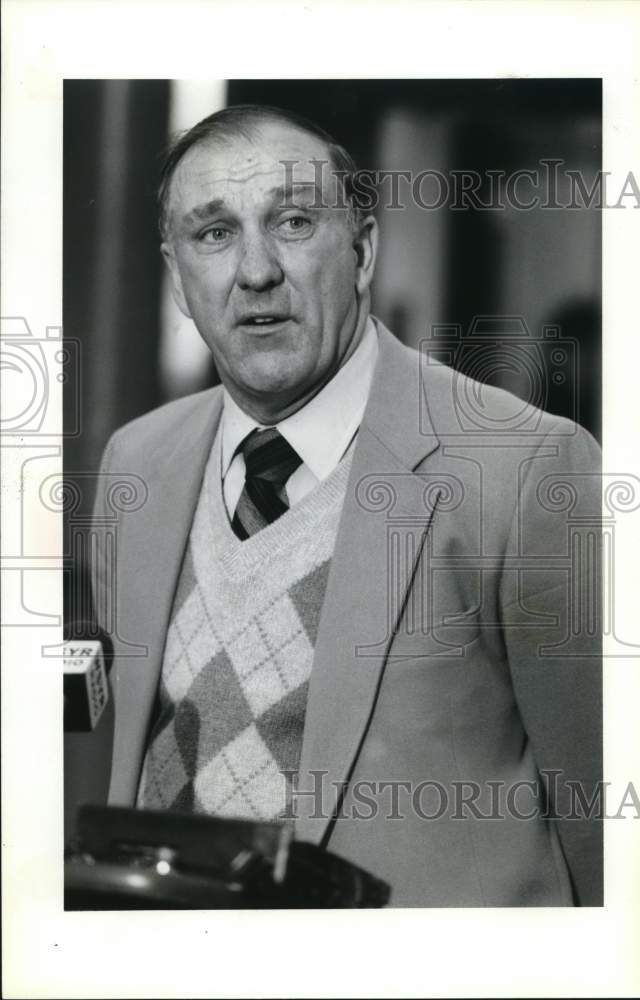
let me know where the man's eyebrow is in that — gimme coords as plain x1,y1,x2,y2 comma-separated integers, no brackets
181,198,226,226
181,183,325,226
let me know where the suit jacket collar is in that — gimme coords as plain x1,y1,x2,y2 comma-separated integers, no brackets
364,318,440,472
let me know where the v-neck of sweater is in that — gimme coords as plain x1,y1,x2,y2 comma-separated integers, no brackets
204,428,354,580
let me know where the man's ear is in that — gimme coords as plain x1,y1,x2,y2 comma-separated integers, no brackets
161,241,192,319
353,214,379,295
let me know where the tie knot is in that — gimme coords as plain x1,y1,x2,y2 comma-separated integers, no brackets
241,427,303,488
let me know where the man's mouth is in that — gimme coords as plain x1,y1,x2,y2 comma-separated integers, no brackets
237,314,290,328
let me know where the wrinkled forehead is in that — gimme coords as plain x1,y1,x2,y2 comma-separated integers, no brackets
168,123,337,219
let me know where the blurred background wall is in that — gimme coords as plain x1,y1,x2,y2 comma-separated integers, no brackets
63,78,601,620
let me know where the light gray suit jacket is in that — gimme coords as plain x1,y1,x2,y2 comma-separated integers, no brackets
92,321,602,906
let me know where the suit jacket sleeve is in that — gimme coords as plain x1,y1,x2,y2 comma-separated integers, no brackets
499,419,602,905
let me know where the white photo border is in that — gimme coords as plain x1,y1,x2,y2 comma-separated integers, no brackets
2,1,639,997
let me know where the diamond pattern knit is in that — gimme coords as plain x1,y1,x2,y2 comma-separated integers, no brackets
137,429,353,821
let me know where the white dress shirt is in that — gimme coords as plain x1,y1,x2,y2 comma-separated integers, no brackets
220,317,379,518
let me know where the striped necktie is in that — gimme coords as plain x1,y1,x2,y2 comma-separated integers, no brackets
231,427,303,540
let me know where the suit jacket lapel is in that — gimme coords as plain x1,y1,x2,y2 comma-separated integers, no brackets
109,390,223,805
296,323,441,843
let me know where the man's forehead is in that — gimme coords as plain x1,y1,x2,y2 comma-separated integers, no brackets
172,123,333,202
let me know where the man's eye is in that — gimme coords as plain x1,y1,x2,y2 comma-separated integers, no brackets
279,215,312,234
200,226,231,243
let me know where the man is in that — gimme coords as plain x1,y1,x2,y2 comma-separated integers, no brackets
92,104,602,906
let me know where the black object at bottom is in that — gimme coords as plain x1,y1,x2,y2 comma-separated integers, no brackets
65,805,390,909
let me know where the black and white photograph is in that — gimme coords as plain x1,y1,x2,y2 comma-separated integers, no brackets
63,77,604,911
2,2,640,998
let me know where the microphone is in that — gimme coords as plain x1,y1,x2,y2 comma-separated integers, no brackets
63,622,115,844
63,623,113,732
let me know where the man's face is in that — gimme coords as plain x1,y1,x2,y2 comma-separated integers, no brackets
162,121,378,418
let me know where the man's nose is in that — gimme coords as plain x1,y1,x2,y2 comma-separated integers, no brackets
236,230,284,292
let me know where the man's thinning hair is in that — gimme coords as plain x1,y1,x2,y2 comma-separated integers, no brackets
158,103,364,240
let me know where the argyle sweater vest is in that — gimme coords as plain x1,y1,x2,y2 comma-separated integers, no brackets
136,430,353,821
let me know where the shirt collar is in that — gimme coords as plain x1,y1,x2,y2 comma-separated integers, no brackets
221,316,379,480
